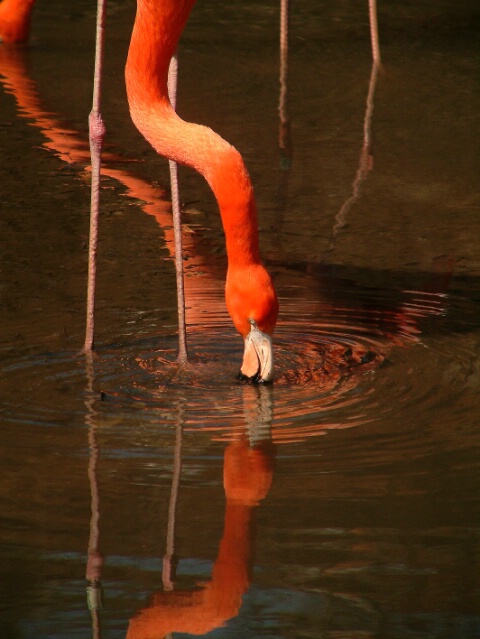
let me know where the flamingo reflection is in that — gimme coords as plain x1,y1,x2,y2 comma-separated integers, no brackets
127,385,275,639
84,359,275,638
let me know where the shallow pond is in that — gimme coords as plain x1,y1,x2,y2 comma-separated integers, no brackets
1,1,479,638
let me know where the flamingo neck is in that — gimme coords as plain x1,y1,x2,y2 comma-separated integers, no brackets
125,0,261,268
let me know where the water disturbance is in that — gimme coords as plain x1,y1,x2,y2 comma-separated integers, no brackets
1,0,479,638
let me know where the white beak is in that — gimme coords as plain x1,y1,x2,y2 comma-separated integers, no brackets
240,319,274,383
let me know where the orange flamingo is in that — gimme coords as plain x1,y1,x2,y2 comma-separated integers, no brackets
125,0,279,381
0,0,278,382
1,0,279,381
0,0,35,43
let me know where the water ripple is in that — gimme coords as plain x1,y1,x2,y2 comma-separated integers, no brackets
1,276,476,452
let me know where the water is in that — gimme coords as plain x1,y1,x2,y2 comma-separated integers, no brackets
1,0,479,637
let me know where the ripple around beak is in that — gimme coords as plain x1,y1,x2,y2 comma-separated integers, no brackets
240,321,274,383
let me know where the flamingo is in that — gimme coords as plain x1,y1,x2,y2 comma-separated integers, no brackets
125,0,279,381
1,0,384,381
1,0,279,381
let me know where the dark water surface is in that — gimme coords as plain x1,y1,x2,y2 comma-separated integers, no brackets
1,1,480,638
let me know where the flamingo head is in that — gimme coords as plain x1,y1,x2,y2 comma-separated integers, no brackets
226,264,279,383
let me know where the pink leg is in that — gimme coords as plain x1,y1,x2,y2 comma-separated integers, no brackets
167,52,188,364
84,0,107,352
368,0,381,66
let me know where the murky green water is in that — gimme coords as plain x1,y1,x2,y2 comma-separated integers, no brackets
1,1,479,637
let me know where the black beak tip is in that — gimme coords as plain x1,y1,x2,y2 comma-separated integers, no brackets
237,370,271,385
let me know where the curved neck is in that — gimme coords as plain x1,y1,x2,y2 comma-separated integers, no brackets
125,0,260,267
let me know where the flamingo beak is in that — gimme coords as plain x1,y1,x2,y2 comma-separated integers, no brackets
239,319,274,383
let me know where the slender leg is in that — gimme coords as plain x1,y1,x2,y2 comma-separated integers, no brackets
167,52,188,364
278,0,289,135
368,0,381,66
277,0,292,210
84,0,107,353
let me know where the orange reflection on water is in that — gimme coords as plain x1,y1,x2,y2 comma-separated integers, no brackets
0,45,93,162
128,440,274,639
0,43,215,330
127,385,275,639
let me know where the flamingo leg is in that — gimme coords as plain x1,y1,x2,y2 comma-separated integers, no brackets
167,52,188,364
368,0,381,66
83,10,189,360
84,0,107,353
